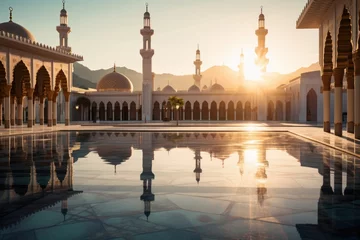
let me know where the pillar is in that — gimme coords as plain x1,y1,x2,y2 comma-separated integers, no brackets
16,96,23,126
353,51,360,139
39,97,44,125
47,91,53,127
333,68,344,136
0,97,2,126
347,70,354,133
4,85,11,128
64,91,70,126
10,96,15,126
322,73,331,133
27,89,34,128
52,92,57,126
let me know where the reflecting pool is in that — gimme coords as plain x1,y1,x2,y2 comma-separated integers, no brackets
0,132,359,240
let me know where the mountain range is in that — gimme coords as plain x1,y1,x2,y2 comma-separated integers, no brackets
72,62,321,91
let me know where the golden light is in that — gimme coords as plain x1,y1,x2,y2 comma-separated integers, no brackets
228,49,262,82
244,149,258,164
244,61,262,81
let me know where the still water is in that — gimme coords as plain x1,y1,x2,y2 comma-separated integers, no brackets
0,131,359,240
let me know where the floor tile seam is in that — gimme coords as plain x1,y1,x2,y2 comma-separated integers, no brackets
289,131,360,159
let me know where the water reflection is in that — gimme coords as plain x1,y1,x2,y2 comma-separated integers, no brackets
0,132,359,239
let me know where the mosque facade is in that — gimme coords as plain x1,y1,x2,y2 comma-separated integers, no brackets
0,2,325,127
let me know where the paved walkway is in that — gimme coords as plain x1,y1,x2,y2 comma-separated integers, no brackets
0,121,359,158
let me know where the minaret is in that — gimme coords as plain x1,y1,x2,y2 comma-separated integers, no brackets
193,149,202,184
56,0,71,53
255,7,269,72
140,3,155,122
140,133,155,221
238,49,245,83
193,45,203,87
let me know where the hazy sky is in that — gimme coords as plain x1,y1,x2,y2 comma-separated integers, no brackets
0,0,318,75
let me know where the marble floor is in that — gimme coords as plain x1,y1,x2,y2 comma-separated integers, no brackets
0,131,359,240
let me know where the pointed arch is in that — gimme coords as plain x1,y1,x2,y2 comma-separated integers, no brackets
55,69,68,94
161,101,167,121
227,101,234,120
122,102,129,121
0,61,6,86
210,101,217,120
276,101,283,121
34,66,51,101
130,101,136,120
185,101,191,120
107,102,113,121
307,89,317,122
99,102,105,121
236,101,243,120
153,101,160,120
219,101,226,120
12,60,31,99
336,7,352,69
91,102,97,122
244,101,251,120
167,101,172,120
322,31,333,90
114,101,120,120
202,101,209,120
267,101,274,121
193,101,200,120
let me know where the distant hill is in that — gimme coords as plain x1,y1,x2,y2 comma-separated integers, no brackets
72,62,321,91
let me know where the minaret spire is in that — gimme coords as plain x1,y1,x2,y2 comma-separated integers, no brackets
57,0,71,53
238,48,245,83
9,7,13,22
63,0,65,9
193,45,202,87
113,63,116,72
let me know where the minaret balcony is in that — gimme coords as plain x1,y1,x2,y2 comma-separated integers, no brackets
140,49,154,58
56,26,71,33
193,60,202,65
140,28,154,36
255,29,268,36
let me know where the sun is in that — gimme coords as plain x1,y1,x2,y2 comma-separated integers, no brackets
244,61,262,81
228,49,263,81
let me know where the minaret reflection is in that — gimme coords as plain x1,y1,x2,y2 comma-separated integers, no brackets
237,150,244,177
255,147,268,205
193,149,202,184
140,134,155,221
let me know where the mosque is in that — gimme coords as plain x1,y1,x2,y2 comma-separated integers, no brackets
0,2,324,128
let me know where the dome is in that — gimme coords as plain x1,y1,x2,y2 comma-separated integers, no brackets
188,84,200,93
202,85,208,91
97,70,133,92
61,8,67,16
162,85,176,93
144,11,150,18
0,21,35,41
210,83,225,92
259,13,265,20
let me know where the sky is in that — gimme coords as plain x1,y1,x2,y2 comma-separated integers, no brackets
0,0,318,75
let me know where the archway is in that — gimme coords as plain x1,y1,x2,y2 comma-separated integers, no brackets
286,101,291,121
107,102,113,121
99,102,105,121
185,101,191,120
210,101,217,120
227,101,234,120
193,101,200,120
34,66,51,125
306,89,317,122
91,102,97,122
244,102,251,120
130,102,136,120
276,101,283,121
202,101,209,120
236,101,243,120
76,97,91,121
179,106,184,120
153,101,160,120
167,101,172,120
122,102,129,121
161,101,166,121
267,101,274,121
114,102,120,120
219,101,226,120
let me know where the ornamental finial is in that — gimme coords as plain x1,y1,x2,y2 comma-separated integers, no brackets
9,7,13,22
261,6,263,14
146,3,148,12
113,63,116,72
63,0,65,9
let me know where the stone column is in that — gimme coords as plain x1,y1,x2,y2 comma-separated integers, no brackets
16,96,23,126
353,51,360,139
39,97,44,125
10,96,15,126
347,70,354,133
4,85,12,129
64,91,70,126
52,92,58,126
334,68,344,136
0,97,2,126
322,73,331,132
47,91,53,127
27,89,34,128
